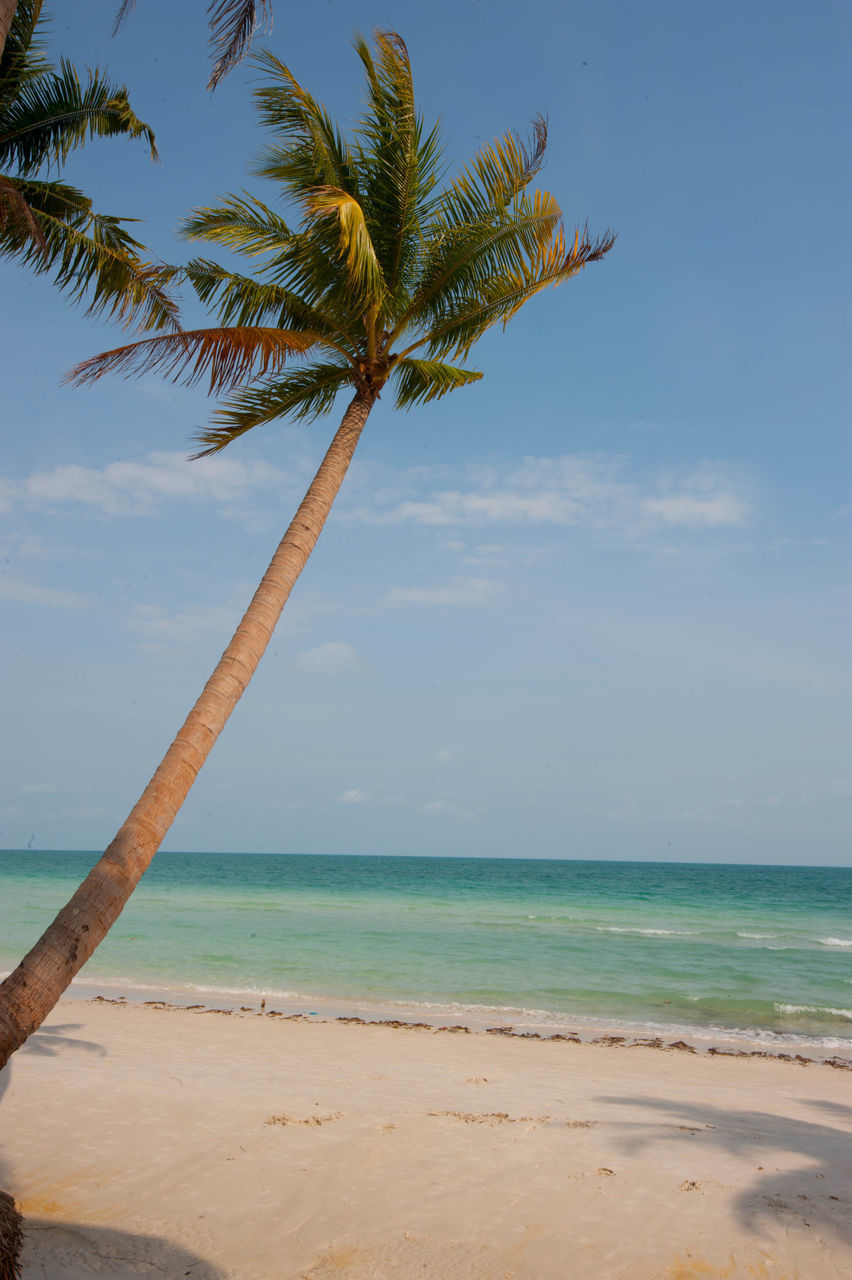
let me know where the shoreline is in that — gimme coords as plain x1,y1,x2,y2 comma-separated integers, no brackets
3,995,851,1279
55,973,852,1061
90,993,852,1070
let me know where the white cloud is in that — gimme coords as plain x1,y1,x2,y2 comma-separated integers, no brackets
0,575,88,608
11,451,289,516
641,494,748,526
336,787,371,804
435,748,456,763
384,576,501,607
349,453,749,535
296,641,360,674
127,601,241,646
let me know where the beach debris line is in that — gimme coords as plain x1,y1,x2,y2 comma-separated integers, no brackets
86,998,852,1069
265,1112,342,1127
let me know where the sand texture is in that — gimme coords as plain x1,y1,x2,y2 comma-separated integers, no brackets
1,999,850,1279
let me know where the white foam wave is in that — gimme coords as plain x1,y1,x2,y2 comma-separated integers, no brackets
817,937,852,948
737,931,778,939
595,926,693,937
774,1003,852,1020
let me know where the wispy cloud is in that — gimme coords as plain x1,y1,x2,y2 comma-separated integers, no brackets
347,453,750,535
296,641,361,674
7,451,291,516
0,575,88,608
641,494,747,526
336,787,371,804
127,601,242,646
384,576,501,607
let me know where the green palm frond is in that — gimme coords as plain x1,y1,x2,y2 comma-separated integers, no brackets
184,257,357,355
68,325,318,394
0,59,158,174
0,2,47,107
1,176,181,330
393,191,563,341
1,2,178,331
253,49,357,197
438,115,548,228
391,358,482,409
192,361,353,455
304,185,385,302
353,32,443,299
182,192,293,256
416,223,617,359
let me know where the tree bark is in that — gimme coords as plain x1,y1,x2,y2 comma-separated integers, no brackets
0,0,17,63
0,389,375,1070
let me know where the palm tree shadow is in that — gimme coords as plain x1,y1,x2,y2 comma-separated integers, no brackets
597,1092,852,1246
21,1218,228,1278
17,1022,107,1059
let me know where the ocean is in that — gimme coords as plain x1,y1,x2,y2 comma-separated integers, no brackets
0,851,849,1049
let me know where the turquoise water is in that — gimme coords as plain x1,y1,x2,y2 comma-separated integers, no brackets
0,852,850,1046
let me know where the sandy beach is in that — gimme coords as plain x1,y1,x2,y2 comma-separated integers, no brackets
0,998,849,1279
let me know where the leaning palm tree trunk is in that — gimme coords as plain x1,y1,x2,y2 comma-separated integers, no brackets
0,0,18,61
0,389,374,1070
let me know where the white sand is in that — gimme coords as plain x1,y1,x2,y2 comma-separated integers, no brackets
1,998,850,1279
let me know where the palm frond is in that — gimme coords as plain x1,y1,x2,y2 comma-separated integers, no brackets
304,186,385,301
182,191,292,256
113,1,273,91
391,358,482,409
438,115,548,228
67,325,317,394
353,31,444,300
415,223,617,358
1,59,158,173
1,176,181,330
184,257,358,356
208,1,272,91
393,192,562,340
0,1,47,109
192,361,353,455
111,1,136,35
0,171,45,250
253,49,357,197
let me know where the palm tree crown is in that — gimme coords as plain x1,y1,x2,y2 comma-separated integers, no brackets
0,0,178,330
73,31,614,439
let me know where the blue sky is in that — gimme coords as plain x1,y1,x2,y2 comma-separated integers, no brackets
1,0,850,864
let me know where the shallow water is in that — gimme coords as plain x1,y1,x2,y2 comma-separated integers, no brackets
1,851,849,1047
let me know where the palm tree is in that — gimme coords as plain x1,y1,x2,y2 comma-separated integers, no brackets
0,30,614,1069
1,2,274,89
0,0,179,330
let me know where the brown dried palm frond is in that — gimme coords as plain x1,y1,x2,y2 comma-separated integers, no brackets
208,1,273,91
67,325,316,395
112,2,273,90
0,1191,22,1280
0,174,45,252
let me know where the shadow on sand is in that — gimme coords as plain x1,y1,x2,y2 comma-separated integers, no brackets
1,1024,228,1280
597,1091,852,1246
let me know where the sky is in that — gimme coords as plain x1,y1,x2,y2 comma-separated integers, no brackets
1,0,850,865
